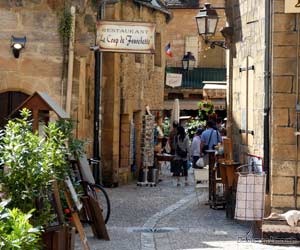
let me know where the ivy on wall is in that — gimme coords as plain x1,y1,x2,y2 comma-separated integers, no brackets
58,7,73,46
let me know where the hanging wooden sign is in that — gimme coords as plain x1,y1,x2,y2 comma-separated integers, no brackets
285,0,300,13
97,21,155,53
165,73,182,88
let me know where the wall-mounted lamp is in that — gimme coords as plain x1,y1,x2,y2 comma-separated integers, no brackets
182,52,196,70
195,3,231,49
11,36,26,58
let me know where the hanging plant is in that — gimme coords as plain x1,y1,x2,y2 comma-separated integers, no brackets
185,101,216,138
198,101,215,121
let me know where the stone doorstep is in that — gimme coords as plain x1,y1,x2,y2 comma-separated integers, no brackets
262,219,300,234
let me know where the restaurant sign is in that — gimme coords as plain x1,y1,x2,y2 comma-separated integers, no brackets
97,21,155,53
285,0,300,13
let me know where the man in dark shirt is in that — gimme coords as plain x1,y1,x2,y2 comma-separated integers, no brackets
168,121,178,174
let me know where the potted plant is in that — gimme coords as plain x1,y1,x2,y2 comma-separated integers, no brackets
0,109,75,249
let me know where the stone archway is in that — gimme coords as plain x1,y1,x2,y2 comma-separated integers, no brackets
0,91,29,127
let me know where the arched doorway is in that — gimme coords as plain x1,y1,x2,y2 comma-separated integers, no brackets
0,91,29,127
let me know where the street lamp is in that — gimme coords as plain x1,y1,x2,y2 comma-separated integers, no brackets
195,3,227,49
182,52,196,70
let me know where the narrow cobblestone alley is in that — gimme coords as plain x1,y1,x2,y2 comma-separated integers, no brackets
75,167,299,250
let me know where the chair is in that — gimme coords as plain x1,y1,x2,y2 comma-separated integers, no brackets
193,167,209,205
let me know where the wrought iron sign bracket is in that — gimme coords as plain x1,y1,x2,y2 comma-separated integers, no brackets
204,39,227,49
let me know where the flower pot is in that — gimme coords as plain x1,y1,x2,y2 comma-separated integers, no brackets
42,224,75,250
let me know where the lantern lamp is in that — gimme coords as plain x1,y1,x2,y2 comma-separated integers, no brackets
182,52,196,70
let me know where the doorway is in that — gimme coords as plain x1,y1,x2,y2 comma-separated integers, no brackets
0,91,29,127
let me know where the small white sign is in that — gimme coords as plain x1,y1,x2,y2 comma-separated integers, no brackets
166,73,182,88
285,0,300,13
97,21,155,53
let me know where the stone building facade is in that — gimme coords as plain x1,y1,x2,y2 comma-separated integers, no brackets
226,0,300,212
0,0,98,153
165,0,226,68
101,1,169,185
163,0,227,116
0,0,169,186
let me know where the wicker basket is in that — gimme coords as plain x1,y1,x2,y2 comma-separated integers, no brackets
235,172,266,221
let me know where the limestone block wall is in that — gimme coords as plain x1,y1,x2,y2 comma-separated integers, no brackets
117,2,166,111
0,1,63,104
270,0,300,210
0,0,104,162
227,0,265,162
227,0,300,211
101,1,168,185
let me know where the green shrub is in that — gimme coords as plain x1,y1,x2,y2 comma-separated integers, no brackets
0,200,41,250
0,109,69,226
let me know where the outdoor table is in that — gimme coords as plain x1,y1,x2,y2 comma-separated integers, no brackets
206,150,226,209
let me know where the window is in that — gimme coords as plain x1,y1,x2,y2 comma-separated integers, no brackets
168,93,184,100
0,91,29,128
154,33,162,67
189,94,203,100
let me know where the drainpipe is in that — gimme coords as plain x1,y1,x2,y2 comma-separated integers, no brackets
91,2,105,184
92,46,101,184
295,13,300,209
264,0,271,193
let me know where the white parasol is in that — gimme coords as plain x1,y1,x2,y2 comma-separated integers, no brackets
171,98,180,125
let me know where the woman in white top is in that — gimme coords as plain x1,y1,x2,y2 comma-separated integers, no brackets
190,128,203,168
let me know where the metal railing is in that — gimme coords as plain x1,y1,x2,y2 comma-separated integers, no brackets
165,67,226,89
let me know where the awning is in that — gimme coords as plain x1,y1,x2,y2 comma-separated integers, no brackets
203,84,227,90
203,81,227,89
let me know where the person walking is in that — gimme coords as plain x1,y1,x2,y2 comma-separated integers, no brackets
200,120,222,157
174,126,190,186
191,128,202,168
168,121,179,174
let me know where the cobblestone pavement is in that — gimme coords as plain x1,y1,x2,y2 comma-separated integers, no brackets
75,166,299,250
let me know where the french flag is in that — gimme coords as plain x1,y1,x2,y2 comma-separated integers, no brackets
165,43,173,57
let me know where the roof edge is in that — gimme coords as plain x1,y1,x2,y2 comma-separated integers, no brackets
133,0,171,17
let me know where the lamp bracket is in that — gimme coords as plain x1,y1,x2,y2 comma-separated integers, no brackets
204,38,227,49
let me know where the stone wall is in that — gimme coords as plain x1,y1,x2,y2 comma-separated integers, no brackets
0,0,63,102
0,0,99,155
227,0,300,211
270,0,300,210
0,0,169,186
227,0,265,162
101,1,168,185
